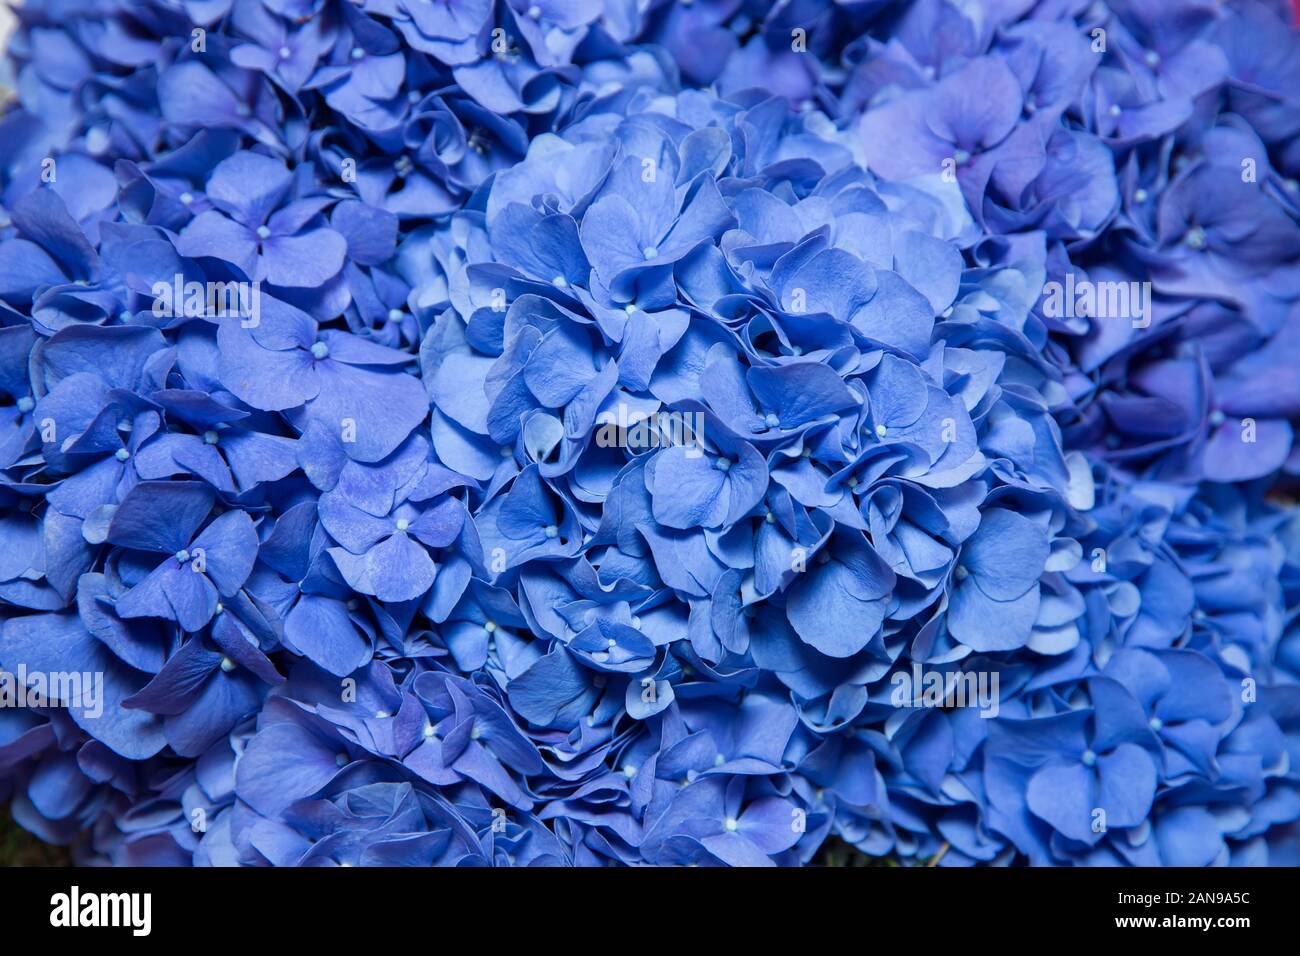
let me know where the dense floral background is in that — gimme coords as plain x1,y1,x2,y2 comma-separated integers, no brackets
0,0,1299,867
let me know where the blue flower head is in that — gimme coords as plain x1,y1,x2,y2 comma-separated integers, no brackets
0,0,1298,870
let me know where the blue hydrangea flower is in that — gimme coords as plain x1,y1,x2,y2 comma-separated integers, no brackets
0,0,1299,871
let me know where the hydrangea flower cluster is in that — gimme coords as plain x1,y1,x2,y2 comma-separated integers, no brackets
0,0,1298,867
